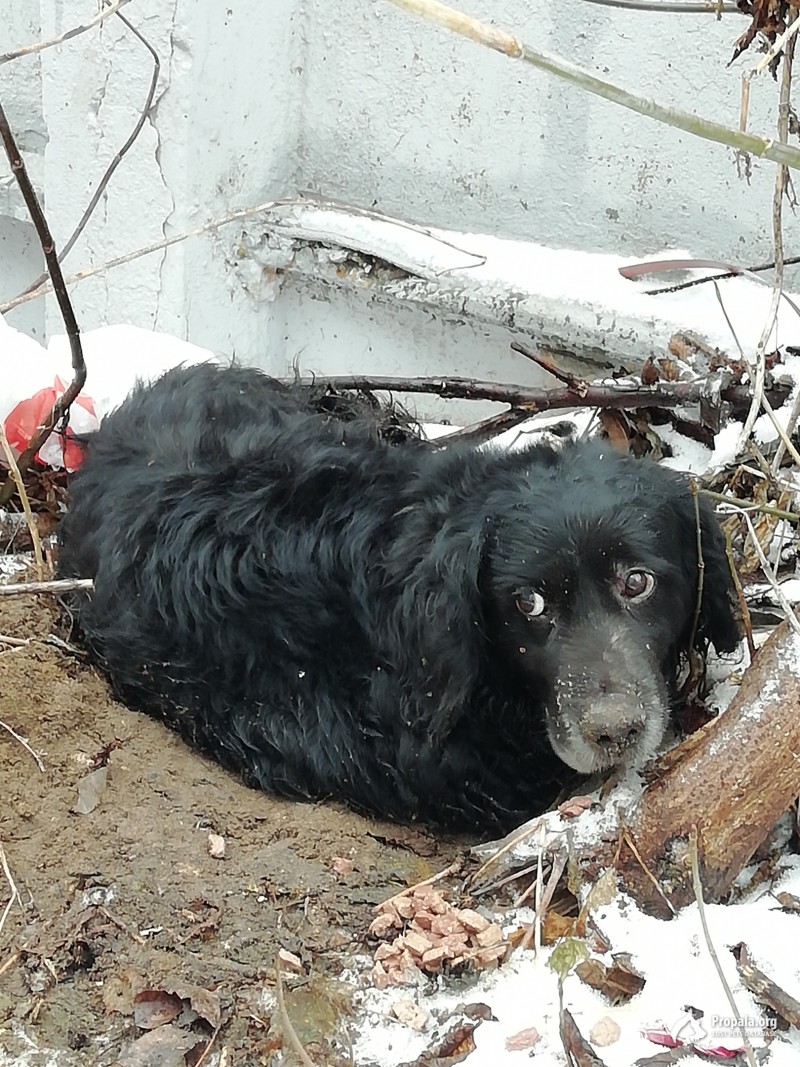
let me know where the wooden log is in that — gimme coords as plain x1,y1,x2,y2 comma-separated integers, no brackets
584,621,800,918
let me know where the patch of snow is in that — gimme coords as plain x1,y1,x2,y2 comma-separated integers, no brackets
353,855,800,1066
0,553,30,581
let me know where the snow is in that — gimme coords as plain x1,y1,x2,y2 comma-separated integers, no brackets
0,318,217,469
267,204,800,363
353,857,800,1066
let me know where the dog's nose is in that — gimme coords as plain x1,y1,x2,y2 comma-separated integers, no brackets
581,708,643,758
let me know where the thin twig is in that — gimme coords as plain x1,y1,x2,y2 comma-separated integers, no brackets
378,860,462,909
0,0,133,64
645,254,800,295
0,719,45,772
687,480,705,666
510,341,588,391
0,103,86,505
622,829,677,917
0,843,21,941
688,829,758,1067
725,526,756,661
517,848,567,952
441,406,542,443
700,487,798,524
721,504,800,635
738,15,797,457
275,955,316,1067
2,196,484,313
469,816,553,889
771,387,800,474
711,271,800,471
192,1021,223,1067
0,424,44,581
0,578,93,597
582,0,738,10
19,7,161,298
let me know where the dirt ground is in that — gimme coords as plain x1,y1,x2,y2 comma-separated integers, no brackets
0,595,468,1066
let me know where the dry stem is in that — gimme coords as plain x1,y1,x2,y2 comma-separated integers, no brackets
689,829,757,1067
0,578,93,597
0,719,45,772
0,423,44,580
0,0,133,64
275,954,316,1067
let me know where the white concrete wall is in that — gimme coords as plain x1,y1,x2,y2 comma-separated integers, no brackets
0,0,787,417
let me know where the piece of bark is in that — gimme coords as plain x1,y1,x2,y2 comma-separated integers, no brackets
583,621,800,917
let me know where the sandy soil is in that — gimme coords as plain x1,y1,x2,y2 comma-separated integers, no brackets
0,596,467,1066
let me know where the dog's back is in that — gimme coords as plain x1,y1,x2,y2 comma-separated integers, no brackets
59,364,467,821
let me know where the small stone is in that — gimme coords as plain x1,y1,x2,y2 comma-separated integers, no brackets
402,930,433,957
369,912,400,937
474,924,504,948
391,998,429,1031
207,833,225,859
589,1017,621,1047
430,914,465,937
421,946,447,968
458,908,490,934
505,1027,541,1051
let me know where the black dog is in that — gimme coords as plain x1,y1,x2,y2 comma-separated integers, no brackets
58,364,740,832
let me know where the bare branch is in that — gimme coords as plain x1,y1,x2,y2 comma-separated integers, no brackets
0,102,86,504
18,6,161,298
0,0,133,65
288,372,790,420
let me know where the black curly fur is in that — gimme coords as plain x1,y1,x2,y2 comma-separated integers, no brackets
58,364,740,832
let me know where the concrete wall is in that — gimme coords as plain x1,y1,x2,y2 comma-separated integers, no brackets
0,0,785,416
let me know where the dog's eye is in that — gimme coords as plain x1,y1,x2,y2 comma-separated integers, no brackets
515,592,546,618
619,569,656,601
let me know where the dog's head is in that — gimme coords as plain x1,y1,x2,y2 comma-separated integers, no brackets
392,441,739,778
483,443,741,775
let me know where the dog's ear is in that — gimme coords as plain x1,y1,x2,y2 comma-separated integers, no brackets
682,490,741,655
389,517,487,741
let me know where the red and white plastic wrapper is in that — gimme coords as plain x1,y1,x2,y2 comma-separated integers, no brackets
0,321,219,472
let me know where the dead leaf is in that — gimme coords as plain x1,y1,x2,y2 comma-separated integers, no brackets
541,911,580,945
560,1006,609,1066
598,409,631,449
733,941,800,1026
164,982,221,1029
775,890,800,913
398,1017,480,1067
117,1026,196,1067
133,989,184,1030
73,765,108,815
576,956,646,1005
641,358,660,386
559,795,595,819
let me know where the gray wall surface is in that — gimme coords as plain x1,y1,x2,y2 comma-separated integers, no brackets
0,1,788,417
